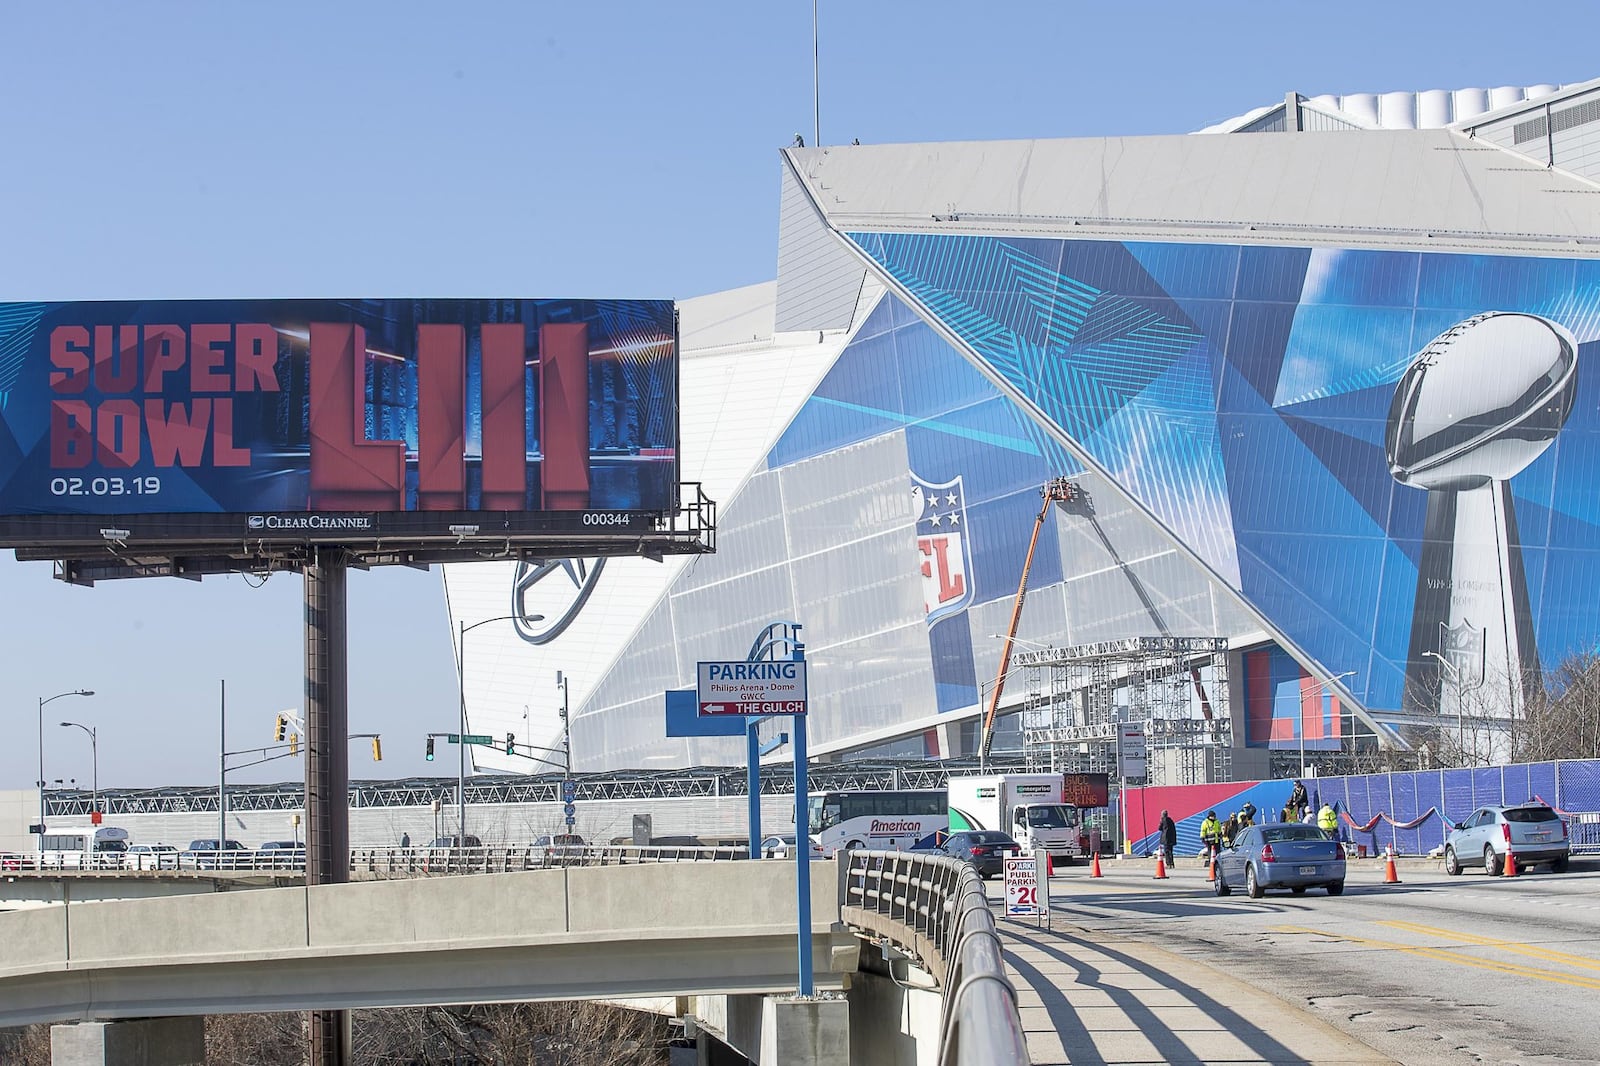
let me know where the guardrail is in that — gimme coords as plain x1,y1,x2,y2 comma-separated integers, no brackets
351,843,750,877
0,844,759,876
840,850,1029,1066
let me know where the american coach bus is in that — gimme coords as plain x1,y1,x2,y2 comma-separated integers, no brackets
805,788,948,855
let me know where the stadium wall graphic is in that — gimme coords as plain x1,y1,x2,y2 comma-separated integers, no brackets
846,234,1600,723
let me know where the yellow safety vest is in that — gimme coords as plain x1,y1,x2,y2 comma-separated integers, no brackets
1317,806,1337,833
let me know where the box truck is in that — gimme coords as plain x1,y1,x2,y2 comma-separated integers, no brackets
947,774,1084,863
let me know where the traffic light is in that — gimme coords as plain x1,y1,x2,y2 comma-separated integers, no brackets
289,734,300,756
371,737,383,762
274,714,287,742
425,737,435,761
505,732,516,755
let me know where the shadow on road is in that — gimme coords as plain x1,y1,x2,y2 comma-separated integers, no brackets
1005,922,1319,1066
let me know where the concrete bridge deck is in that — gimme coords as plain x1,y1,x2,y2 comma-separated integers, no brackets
0,862,851,1029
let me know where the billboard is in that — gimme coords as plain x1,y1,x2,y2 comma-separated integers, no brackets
0,298,678,547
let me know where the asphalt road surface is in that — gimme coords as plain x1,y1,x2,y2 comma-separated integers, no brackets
990,854,1600,1065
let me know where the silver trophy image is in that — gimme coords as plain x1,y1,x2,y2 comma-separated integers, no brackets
1386,311,1578,725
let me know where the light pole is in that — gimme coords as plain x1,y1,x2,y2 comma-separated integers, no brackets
455,615,532,863
59,721,99,818
1301,670,1358,778
37,690,93,855
1423,651,1466,757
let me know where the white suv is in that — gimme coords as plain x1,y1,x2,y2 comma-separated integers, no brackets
1444,803,1570,876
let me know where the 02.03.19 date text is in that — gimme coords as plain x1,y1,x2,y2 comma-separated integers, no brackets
50,476,162,497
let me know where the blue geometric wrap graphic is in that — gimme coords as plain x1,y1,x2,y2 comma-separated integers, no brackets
847,233,1600,715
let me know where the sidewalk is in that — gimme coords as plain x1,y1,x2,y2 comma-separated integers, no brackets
999,871,1393,1065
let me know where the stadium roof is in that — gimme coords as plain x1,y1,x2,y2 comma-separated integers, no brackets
1198,82,1569,134
782,126,1600,258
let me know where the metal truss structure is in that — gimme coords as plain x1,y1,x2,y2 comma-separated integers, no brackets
1013,636,1232,786
46,758,1033,818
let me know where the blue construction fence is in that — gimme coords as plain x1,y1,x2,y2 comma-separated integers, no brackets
1313,759,1600,857
1123,759,1600,858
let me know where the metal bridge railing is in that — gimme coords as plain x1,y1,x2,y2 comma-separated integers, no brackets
350,843,749,877
1,844,754,876
839,850,1029,1066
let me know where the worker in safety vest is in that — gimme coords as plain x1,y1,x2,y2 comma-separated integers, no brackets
1199,810,1223,859
1317,802,1338,836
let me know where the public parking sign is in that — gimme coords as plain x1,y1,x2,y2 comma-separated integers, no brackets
696,660,808,715
1004,857,1041,917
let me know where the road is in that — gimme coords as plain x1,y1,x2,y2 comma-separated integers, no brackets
990,854,1600,1065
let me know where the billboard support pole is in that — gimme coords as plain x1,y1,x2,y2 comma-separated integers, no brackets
304,547,351,1066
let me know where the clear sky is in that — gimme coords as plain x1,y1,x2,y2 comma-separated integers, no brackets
4,1,1600,791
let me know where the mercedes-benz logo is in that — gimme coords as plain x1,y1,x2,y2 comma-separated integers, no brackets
511,558,606,645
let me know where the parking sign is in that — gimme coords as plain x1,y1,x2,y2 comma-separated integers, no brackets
1004,857,1040,917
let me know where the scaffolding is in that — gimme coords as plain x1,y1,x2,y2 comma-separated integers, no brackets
1014,636,1232,785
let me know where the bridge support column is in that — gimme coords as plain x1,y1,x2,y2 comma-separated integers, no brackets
305,548,351,1066
50,1017,205,1066
758,996,849,1066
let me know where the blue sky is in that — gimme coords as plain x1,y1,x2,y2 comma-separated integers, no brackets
5,1,1600,789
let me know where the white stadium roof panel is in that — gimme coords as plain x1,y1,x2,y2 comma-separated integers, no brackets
784,130,1600,256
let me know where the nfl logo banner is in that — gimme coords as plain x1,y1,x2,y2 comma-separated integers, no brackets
913,472,975,625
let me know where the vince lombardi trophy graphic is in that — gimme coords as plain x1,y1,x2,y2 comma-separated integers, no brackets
1386,312,1577,723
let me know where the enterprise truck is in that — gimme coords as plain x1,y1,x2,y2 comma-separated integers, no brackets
947,774,1083,863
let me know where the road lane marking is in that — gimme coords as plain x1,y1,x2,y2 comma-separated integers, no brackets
1376,920,1600,973
1270,926,1600,991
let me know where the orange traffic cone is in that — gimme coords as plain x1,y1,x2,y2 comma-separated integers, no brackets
1382,844,1401,884
1154,846,1169,879
1090,851,1103,878
1504,849,1518,878
1207,850,1217,882
1046,852,1055,877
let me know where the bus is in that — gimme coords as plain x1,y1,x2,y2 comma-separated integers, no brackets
39,825,131,869
806,789,947,855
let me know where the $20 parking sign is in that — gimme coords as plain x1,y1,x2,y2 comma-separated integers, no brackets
1004,856,1041,917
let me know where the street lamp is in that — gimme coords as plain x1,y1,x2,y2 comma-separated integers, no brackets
456,615,547,862
59,721,99,819
1422,651,1466,757
1301,671,1357,779
37,690,93,855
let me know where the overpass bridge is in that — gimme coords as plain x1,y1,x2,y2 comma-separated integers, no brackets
0,851,1026,1066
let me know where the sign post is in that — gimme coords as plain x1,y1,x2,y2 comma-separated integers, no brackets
698,624,812,996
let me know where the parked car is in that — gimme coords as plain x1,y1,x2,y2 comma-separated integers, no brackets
532,833,587,864
0,851,23,871
938,830,1022,880
254,841,307,868
759,834,826,860
1444,803,1570,876
1215,822,1346,898
127,844,179,870
426,835,483,849
182,839,249,870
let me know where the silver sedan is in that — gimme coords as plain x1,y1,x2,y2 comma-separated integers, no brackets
1215,822,1346,898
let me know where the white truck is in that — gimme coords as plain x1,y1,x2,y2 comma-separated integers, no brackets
947,774,1083,863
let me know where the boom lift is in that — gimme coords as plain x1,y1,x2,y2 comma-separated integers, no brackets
981,476,1077,760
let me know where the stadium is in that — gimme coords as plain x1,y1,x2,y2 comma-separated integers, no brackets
433,76,1600,788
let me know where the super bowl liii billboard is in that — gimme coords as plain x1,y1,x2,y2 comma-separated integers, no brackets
0,298,678,546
